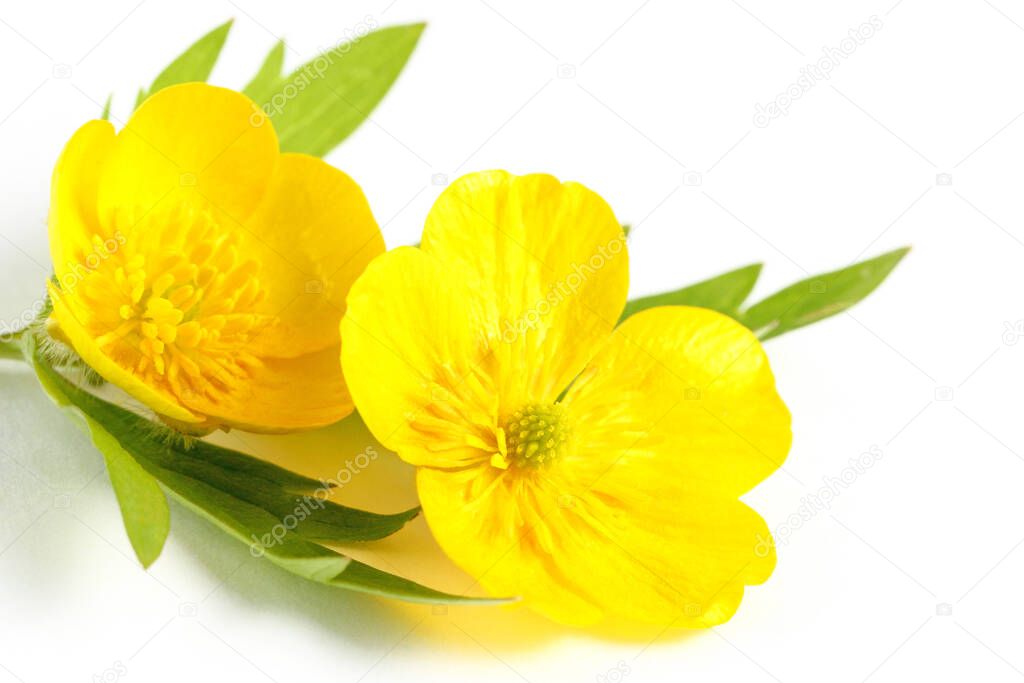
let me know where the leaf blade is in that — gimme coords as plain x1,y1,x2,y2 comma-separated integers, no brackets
27,339,501,603
88,417,170,568
37,357,416,543
332,561,512,605
740,247,910,340
620,263,762,323
28,344,170,567
264,23,425,157
141,19,233,104
242,40,286,105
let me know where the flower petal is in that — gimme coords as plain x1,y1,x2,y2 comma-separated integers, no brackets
341,247,500,468
177,344,353,433
422,171,629,408
416,306,789,625
49,119,115,281
417,464,775,626
564,306,792,498
97,83,277,230
242,153,384,357
47,282,202,424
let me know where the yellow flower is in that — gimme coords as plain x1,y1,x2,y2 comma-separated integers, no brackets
47,83,383,433
341,171,792,626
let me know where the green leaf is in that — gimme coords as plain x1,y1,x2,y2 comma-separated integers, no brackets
100,94,112,121
25,337,501,603
28,340,170,567
139,19,233,105
243,40,286,105
740,247,910,340
263,23,425,157
88,417,170,567
619,249,909,341
620,263,762,323
33,353,415,544
332,561,510,605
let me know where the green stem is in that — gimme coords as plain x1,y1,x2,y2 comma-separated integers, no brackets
0,334,25,362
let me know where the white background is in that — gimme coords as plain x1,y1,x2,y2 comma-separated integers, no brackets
2,0,1023,681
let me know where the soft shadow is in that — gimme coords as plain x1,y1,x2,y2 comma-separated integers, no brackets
201,415,704,649
4,360,703,650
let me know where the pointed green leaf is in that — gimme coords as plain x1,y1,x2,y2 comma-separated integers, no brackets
243,40,286,105
332,561,511,605
26,337,502,603
620,263,762,323
100,94,112,121
33,352,416,545
263,23,425,157
28,340,170,567
88,418,170,567
139,19,233,106
157,472,502,602
740,247,910,340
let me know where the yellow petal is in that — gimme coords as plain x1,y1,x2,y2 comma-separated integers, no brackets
415,306,789,625
564,306,792,498
97,83,277,229
47,282,202,424
243,153,384,357
49,119,115,281
422,171,629,409
417,464,775,626
178,344,352,433
340,247,499,468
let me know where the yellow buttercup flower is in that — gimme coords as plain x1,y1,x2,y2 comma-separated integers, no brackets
47,83,383,433
341,170,792,626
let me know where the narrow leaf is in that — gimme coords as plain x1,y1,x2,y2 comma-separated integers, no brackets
333,561,511,605
36,354,416,544
88,418,170,567
264,23,425,157
156,472,500,602
100,94,112,121
243,40,286,105
27,339,501,603
620,263,762,323
28,342,170,567
139,19,233,105
740,247,910,340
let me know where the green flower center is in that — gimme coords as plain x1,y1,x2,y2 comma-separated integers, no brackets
499,403,571,468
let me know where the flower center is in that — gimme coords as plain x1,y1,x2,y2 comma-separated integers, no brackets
492,403,571,469
69,205,275,403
